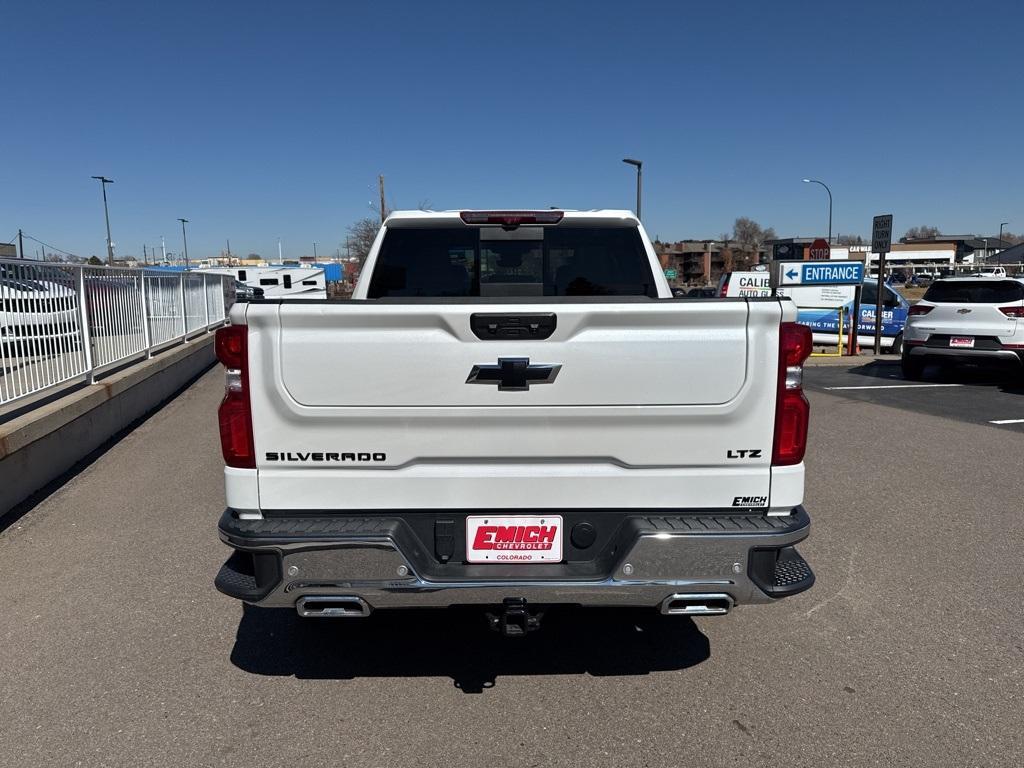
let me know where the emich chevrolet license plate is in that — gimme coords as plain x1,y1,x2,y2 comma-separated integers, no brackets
466,515,563,563
949,337,975,348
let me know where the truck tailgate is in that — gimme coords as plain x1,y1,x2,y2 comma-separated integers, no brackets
245,299,789,511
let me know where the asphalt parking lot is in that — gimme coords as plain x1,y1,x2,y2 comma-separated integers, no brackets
1,366,1021,767
805,359,1024,431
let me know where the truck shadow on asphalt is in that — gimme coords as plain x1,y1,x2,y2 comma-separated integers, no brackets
229,605,710,693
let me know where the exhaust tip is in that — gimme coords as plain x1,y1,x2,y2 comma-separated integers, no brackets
296,595,372,618
660,593,733,616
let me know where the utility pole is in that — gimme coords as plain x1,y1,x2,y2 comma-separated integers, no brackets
226,239,232,260
143,244,148,265
277,238,283,262
313,241,318,262
177,218,190,269
18,228,24,259
346,236,351,259
91,175,115,264
161,235,167,263
379,174,386,223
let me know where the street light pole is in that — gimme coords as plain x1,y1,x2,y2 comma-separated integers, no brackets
622,158,642,221
802,178,832,243
313,241,318,262
998,222,1008,250
177,218,190,270
91,175,115,264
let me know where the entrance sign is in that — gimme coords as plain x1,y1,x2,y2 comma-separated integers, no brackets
775,260,864,287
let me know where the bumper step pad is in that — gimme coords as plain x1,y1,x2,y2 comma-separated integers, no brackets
214,549,279,602
748,545,815,598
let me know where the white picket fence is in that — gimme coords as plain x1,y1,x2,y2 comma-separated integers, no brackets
0,260,233,406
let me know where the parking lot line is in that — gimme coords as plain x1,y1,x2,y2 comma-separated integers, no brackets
989,419,1024,425
822,383,964,391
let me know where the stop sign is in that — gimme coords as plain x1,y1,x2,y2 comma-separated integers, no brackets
809,238,831,260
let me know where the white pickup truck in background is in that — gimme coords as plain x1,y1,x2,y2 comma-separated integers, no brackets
214,210,815,634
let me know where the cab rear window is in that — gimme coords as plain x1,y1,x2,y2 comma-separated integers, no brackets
367,226,656,298
923,281,1024,303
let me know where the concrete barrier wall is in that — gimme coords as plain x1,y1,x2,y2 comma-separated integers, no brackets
0,336,217,516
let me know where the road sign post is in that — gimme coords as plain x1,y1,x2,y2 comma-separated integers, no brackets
871,214,893,355
848,285,862,356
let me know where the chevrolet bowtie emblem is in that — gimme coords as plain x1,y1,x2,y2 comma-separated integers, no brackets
466,357,561,392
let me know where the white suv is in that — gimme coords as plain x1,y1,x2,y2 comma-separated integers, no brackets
902,278,1024,379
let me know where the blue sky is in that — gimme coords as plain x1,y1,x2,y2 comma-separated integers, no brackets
2,0,1021,260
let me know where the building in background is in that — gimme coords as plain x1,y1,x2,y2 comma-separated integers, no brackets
768,234,1015,276
655,240,768,286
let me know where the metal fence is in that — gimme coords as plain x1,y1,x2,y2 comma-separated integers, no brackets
1,260,233,406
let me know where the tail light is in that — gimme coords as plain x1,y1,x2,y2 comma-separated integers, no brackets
998,305,1024,318
215,325,255,469
719,277,730,298
772,322,812,466
460,210,564,226
907,305,933,316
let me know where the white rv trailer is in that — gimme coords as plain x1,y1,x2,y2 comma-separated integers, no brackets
202,265,327,300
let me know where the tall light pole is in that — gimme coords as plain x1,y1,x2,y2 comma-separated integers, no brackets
802,178,832,243
91,175,115,264
313,241,318,262
622,158,642,221
177,218,190,270
998,222,1008,249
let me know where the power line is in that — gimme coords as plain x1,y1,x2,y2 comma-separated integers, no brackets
19,232,81,259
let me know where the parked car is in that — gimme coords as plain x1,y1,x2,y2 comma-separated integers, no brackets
901,278,1024,379
233,281,264,301
213,209,815,632
969,267,1007,278
685,286,718,298
0,265,80,350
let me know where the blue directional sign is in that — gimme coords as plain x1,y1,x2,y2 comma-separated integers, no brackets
778,260,864,286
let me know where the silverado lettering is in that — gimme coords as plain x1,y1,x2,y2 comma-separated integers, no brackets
265,452,386,462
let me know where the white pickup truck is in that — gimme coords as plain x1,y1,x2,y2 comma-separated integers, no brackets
214,210,815,634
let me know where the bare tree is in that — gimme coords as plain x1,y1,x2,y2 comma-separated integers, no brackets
346,217,382,265
836,234,865,246
720,246,735,274
903,225,941,240
731,217,776,255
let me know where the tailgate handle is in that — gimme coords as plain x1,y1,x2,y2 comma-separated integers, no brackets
470,313,556,340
